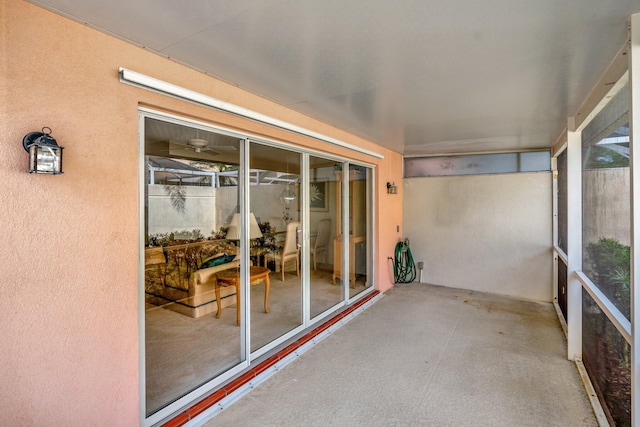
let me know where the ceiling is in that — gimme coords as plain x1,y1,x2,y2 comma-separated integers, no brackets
30,0,639,156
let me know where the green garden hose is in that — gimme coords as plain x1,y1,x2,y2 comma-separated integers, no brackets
392,239,417,283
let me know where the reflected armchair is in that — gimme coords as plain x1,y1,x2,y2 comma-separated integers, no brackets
264,221,300,281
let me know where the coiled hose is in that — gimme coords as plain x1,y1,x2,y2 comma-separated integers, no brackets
392,239,417,283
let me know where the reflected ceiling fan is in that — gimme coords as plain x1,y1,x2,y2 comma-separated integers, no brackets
169,138,221,155
149,137,238,160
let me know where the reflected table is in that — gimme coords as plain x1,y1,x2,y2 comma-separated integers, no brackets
215,266,271,326
332,234,365,286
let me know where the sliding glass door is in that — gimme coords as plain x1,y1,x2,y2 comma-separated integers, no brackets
142,115,244,417
308,156,345,318
141,111,376,421
248,143,303,352
348,164,373,298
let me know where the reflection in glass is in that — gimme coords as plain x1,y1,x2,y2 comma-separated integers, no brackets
557,258,567,321
582,83,630,319
142,118,378,417
557,149,568,254
143,117,243,416
405,151,550,177
249,144,302,352
582,291,631,426
309,156,344,318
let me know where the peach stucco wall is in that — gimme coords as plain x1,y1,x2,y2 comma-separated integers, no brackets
1,1,402,424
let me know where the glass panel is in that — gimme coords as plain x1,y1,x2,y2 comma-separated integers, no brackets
557,149,568,253
582,83,630,320
404,151,550,177
249,144,302,352
143,117,243,416
582,291,631,426
309,156,344,318
557,258,567,321
348,164,372,298
519,151,551,172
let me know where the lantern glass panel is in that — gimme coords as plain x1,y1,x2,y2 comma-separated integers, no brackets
30,145,62,174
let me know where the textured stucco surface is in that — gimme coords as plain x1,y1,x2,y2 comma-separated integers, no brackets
1,0,402,424
404,172,553,302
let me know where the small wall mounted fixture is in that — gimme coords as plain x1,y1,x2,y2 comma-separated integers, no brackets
22,127,63,174
387,182,397,194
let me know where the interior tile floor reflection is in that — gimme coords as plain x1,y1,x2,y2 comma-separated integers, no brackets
145,266,369,414
203,283,598,427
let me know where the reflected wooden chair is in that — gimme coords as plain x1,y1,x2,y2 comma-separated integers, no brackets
264,221,300,281
310,218,331,270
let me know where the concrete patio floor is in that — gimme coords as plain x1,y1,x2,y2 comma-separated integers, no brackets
199,283,597,427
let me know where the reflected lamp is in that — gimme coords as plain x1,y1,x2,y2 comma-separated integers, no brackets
279,186,297,204
226,213,263,240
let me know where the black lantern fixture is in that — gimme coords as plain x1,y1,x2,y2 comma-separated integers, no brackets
387,182,397,194
22,127,64,174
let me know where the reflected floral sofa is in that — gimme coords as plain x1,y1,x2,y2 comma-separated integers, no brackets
145,240,239,318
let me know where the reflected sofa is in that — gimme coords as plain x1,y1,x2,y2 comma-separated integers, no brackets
145,240,239,318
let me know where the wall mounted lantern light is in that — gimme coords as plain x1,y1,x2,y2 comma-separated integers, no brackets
22,127,64,174
387,182,397,194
